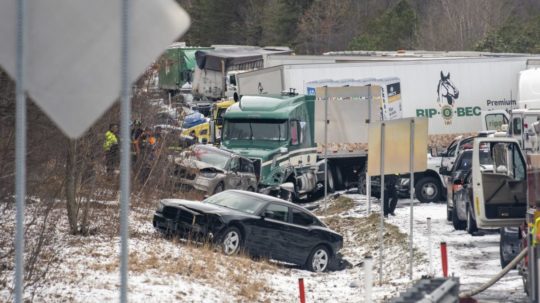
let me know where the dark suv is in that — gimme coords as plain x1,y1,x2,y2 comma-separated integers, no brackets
450,149,492,232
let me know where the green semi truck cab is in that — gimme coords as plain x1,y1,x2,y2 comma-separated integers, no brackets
221,93,320,195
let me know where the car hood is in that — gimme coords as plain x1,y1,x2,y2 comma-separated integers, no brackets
173,158,225,173
161,199,255,217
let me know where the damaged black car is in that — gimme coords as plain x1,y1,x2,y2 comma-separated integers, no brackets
153,190,344,272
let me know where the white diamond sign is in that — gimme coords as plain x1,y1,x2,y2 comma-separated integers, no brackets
0,0,190,138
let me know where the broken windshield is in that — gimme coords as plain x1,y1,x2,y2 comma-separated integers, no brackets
223,119,288,141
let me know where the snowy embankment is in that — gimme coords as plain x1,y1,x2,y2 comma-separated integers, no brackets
2,192,525,302
384,197,527,302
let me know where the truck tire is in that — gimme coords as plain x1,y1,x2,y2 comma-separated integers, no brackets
452,205,466,230
415,177,441,203
446,202,452,222
357,173,367,195
324,165,335,193
332,166,344,190
500,227,519,269
466,205,478,235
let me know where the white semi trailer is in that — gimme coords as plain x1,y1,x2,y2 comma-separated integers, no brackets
236,55,539,202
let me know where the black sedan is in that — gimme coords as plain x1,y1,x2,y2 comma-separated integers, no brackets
153,190,343,272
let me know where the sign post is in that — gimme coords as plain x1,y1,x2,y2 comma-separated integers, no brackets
409,119,415,280
368,117,428,284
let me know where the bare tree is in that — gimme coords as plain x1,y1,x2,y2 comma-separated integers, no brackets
416,0,515,50
296,0,362,54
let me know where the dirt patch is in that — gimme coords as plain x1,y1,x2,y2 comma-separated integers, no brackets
315,195,356,216
322,213,425,278
324,214,408,251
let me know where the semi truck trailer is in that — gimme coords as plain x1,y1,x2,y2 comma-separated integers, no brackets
235,56,539,202
220,80,408,200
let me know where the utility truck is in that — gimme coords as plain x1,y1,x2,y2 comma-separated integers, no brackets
468,69,540,300
235,54,538,202
220,79,401,200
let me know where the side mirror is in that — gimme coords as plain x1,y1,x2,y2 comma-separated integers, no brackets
430,147,438,157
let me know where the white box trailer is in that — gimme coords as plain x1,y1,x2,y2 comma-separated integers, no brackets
236,56,540,203
237,57,538,146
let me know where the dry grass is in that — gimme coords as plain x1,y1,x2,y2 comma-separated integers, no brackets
315,195,356,216
83,233,278,302
324,213,408,249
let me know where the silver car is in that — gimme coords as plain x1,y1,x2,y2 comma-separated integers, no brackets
172,145,258,195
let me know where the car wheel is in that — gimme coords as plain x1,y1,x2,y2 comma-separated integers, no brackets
220,227,242,256
306,245,330,272
213,182,224,195
452,204,466,230
466,205,478,235
415,177,441,203
446,201,452,222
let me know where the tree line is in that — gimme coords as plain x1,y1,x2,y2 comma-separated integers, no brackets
178,0,540,54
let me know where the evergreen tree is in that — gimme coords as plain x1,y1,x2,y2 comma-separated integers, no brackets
475,16,540,53
348,0,417,51
260,0,313,47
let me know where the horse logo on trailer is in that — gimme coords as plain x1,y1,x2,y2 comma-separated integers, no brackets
436,71,459,125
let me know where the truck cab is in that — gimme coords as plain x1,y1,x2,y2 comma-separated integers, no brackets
221,93,318,196
508,109,540,152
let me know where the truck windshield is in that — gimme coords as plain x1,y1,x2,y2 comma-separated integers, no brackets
223,119,288,141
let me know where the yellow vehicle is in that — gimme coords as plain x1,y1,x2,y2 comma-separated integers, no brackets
213,99,235,132
182,122,210,144
181,99,235,144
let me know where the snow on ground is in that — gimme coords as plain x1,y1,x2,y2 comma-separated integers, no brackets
371,195,527,302
0,192,528,302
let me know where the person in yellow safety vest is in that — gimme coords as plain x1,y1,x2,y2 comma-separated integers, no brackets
103,123,119,175
383,174,399,217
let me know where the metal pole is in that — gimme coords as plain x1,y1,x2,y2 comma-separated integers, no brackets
367,85,372,214
364,256,373,303
378,122,385,285
324,86,328,211
427,217,433,277
366,171,371,214
409,119,415,280
120,0,131,302
14,0,27,301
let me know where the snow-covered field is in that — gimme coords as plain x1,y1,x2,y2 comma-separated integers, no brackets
0,192,528,302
